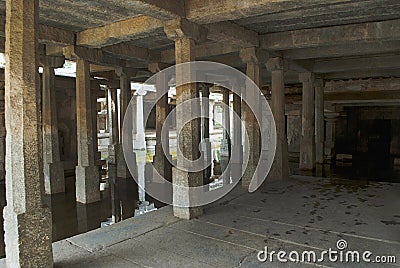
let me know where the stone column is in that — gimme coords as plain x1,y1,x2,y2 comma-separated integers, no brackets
42,58,65,194
0,78,5,182
299,72,316,171
266,57,289,180
4,0,53,266
149,63,172,182
164,18,204,219
201,84,212,185
220,87,231,185
116,69,133,178
240,48,261,188
231,83,243,181
75,59,100,204
315,78,325,164
107,85,121,223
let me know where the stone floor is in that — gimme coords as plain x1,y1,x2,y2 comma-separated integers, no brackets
2,175,400,267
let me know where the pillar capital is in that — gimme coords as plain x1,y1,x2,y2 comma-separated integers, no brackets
164,18,207,43
39,55,65,68
115,67,137,78
148,62,171,74
299,72,315,83
266,57,287,71
239,47,267,64
314,76,324,87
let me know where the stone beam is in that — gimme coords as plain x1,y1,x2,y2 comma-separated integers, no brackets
63,45,126,67
0,17,74,45
205,21,258,48
283,41,400,60
313,55,400,73
161,42,240,63
103,43,157,62
261,19,400,50
77,16,164,48
324,69,400,80
325,90,400,103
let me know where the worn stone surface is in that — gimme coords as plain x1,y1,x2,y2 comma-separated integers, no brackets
42,64,65,194
299,72,316,171
3,0,53,266
75,59,100,204
267,57,289,180
165,19,203,219
240,47,262,188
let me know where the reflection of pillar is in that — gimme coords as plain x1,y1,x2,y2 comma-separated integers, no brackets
240,48,261,188
299,72,316,171
266,57,289,180
201,84,212,185
220,87,231,185
150,64,172,183
75,59,100,204
315,78,325,164
164,19,203,219
231,83,243,181
42,62,65,194
4,0,53,265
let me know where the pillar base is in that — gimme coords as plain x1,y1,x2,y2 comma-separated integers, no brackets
3,206,53,267
172,168,203,219
242,163,257,189
75,165,100,204
44,162,65,194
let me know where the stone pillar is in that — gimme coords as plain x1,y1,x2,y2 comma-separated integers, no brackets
42,59,65,194
107,86,121,222
201,84,212,185
149,63,172,182
75,59,100,204
164,18,204,219
240,48,261,188
220,87,231,185
0,79,5,182
299,72,316,171
315,78,325,164
231,83,243,181
116,69,133,178
4,0,53,266
266,57,289,180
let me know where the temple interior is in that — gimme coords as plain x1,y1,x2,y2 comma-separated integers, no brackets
0,0,399,267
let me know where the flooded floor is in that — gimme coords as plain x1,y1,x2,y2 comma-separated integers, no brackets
23,175,400,267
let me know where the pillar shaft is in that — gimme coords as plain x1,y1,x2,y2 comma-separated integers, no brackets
240,49,261,188
267,57,289,180
174,37,203,219
315,78,325,164
117,71,133,178
4,0,53,265
0,80,5,182
154,71,172,182
75,59,100,203
299,72,316,171
221,88,231,185
201,84,212,185
231,84,243,180
42,65,65,194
